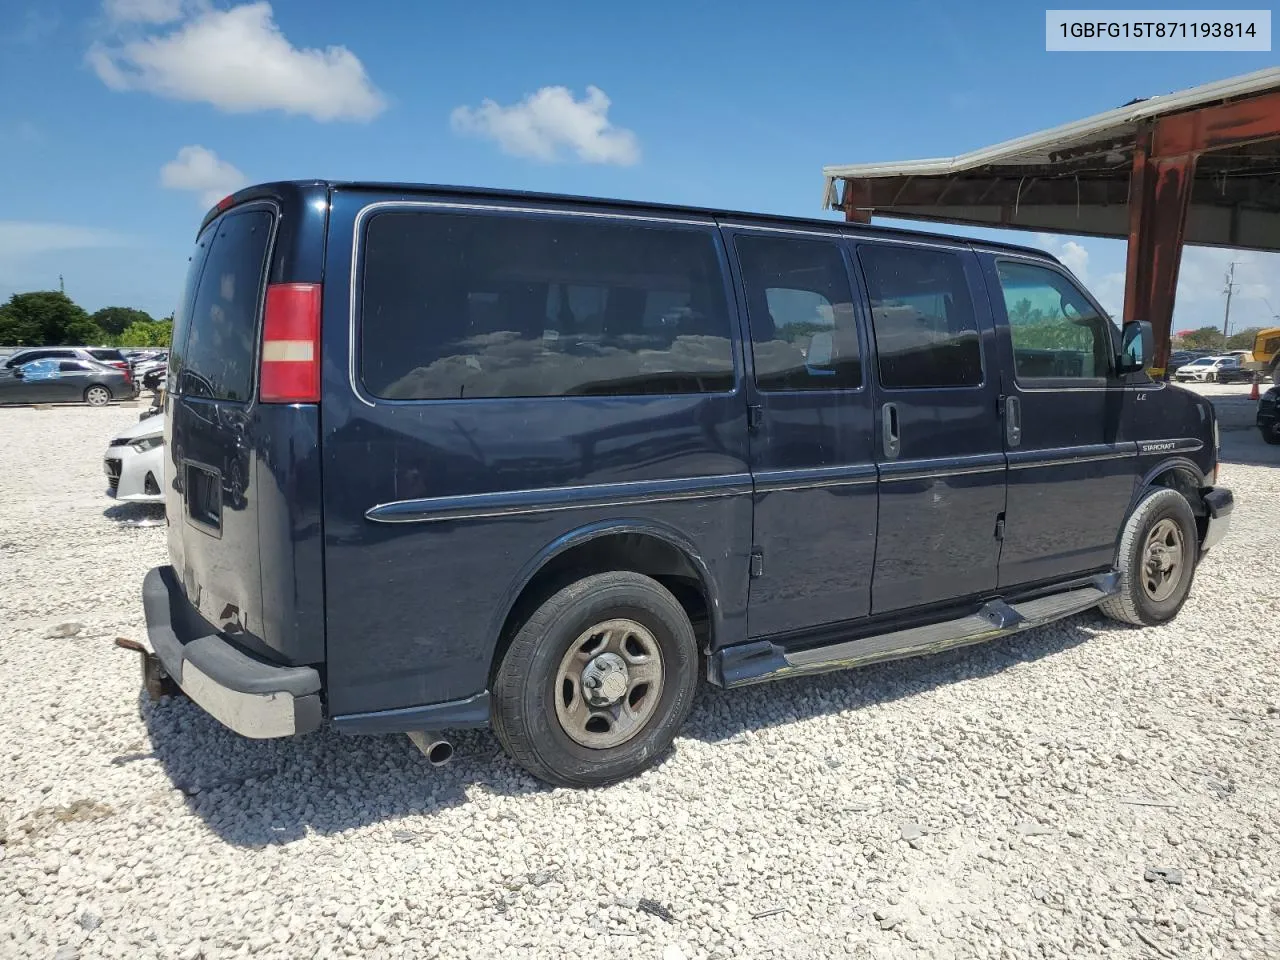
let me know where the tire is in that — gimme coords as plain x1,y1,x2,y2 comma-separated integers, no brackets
492,571,699,788
1261,423,1280,446
1206,372,1216,383
84,385,112,407
1099,488,1199,627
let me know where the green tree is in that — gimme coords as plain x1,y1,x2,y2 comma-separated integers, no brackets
0,291,107,346
117,320,173,347
1178,326,1226,352
1226,327,1262,351
91,306,154,337
1005,298,1094,350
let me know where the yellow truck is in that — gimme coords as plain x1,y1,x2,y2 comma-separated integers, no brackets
1246,327,1280,384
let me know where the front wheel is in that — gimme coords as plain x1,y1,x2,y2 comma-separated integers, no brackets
492,571,699,788
1261,423,1280,446
84,385,112,407
1099,488,1199,627
1205,372,1216,383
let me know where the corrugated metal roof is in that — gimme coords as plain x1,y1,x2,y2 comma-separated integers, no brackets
822,67,1280,206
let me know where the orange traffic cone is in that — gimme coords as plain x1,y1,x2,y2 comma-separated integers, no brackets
1250,379,1261,401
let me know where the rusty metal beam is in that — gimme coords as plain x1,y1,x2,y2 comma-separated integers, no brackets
1123,131,1197,376
841,180,872,223
1152,91,1280,157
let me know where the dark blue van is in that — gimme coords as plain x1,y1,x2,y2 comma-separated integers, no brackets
139,181,1232,787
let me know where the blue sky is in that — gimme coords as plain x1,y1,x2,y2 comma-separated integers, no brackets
0,0,1276,332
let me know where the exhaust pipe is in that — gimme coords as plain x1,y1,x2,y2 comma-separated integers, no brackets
406,731,454,767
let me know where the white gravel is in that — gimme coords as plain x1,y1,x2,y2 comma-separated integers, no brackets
1,401,1278,960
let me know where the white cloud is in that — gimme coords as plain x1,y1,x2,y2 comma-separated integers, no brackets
160,145,248,207
0,222,130,261
1175,247,1279,334
1035,233,1091,282
88,2,385,122
451,85,640,165
1092,271,1126,318
104,0,183,24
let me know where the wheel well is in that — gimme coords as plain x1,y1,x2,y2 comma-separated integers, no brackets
1149,467,1208,541
490,533,712,683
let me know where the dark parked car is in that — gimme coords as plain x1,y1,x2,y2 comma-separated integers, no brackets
1215,360,1257,384
1167,350,1206,374
1258,385,1280,444
137,181,1233,788
0,357,135,406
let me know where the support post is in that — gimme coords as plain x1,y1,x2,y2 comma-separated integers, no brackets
1122,131,1196,377
841,180,873,223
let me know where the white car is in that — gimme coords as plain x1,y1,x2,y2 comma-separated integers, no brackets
104,416,165,503
1174,356,1236,382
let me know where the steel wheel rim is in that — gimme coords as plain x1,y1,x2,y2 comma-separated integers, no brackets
86,387,109,406
554,618,664,749
1141,518,1185,603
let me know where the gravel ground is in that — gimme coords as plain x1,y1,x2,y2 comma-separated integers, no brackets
1,399,1278,960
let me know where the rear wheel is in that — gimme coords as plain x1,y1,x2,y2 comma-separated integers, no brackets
492,571,699,788
1206,372,1217,383
84,385,111,407
1099,488,1199,627
1261,423,1280,445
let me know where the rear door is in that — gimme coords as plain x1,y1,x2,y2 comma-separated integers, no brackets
165,205,275,647
726,225,878,638
55,361,93,401
854,240,1007,613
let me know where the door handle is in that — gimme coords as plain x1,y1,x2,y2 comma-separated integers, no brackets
881,402,900,460
1005,396,1022,447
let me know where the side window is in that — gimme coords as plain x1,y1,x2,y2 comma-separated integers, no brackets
736,234,862,391
58,361,82,372
995,260,1113,381
359,211,735,399
178,209,272,401
858,245,982,389
21,359,60,380
167,226,216,395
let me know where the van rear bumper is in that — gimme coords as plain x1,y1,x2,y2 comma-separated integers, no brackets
143,566,322,738
1200,486,1233,554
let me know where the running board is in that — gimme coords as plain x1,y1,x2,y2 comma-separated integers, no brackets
713,571,1118,688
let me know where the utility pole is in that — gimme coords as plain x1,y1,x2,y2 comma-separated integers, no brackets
58,274,64,294
1223,261,1241,338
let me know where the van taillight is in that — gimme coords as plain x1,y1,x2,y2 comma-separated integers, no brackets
260,283,321,403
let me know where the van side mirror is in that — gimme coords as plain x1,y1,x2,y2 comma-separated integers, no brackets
1118,321,1153,375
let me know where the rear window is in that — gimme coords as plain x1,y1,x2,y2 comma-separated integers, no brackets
359,210,735,400
169,209,273,401
88,349,124,363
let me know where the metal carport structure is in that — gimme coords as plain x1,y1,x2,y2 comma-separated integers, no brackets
822,68,1280,374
